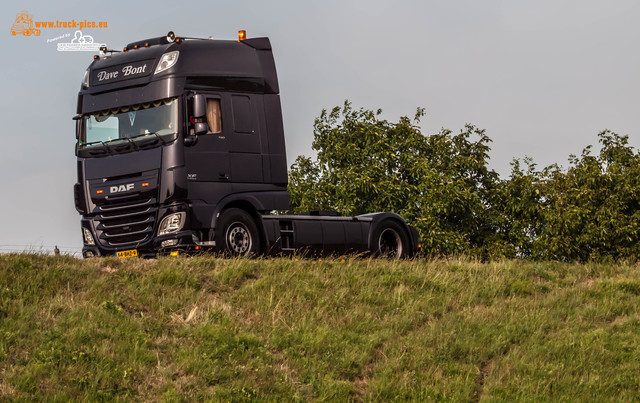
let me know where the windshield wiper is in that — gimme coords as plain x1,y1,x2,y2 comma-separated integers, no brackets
82,138,135,155
82,140,112,153
123,137,139,150
133,131,173,149
143,131,168,144
105,137,140,151
82,132,172,154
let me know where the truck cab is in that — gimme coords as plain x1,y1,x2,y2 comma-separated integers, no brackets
75,31,419,258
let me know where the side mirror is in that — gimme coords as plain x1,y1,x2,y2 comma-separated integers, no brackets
73,115,82,140
193,94,206,118
76,120,81,140
192,94,209,135
194,122,208,135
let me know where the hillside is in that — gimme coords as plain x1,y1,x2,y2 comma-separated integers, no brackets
1,254,639,400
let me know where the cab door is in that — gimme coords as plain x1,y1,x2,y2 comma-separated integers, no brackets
184,93,230,183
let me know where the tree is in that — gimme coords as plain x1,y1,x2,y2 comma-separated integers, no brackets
288,101,506,257
289,103,640,262
532,131,640,261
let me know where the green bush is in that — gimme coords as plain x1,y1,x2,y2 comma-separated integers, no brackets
288,102,640,262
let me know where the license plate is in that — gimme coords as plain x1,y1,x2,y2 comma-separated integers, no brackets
115,249,138,258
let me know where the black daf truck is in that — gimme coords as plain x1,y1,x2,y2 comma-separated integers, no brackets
74,31,420,258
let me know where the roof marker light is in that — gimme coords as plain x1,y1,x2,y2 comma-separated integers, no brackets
134,44,138,49
145,42,149,47
123,47,127,52
93,55,99,60
238,30,246,41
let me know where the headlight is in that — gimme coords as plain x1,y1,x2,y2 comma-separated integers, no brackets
158,212,186,236
155,51,179,75
82,227,95,245
82,68,90,88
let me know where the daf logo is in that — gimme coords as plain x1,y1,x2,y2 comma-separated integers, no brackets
110,183,134,193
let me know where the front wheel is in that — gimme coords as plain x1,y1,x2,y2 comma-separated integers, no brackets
371,220,410,259
215,208,261,257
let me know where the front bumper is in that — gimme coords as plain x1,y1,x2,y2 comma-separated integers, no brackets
82,229,199,258
81,203,203,258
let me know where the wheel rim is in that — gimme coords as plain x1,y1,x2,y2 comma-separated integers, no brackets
226,222,252,255
378,228,403,258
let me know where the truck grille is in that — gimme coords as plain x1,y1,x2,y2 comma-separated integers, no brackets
93,196,158,248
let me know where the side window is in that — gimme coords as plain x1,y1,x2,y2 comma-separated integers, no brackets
231,95,253,134
206,99,222,134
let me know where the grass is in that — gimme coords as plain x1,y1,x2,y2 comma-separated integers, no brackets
1,254,639,401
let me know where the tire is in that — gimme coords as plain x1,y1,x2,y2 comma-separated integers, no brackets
215,208,261,257
371,220,410,259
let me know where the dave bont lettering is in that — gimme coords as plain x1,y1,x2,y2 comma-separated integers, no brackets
97,70,118,81
96,63,147,81
122,64,147,76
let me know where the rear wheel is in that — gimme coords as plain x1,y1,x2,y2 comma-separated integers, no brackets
372,220,409,259
215,208,261,257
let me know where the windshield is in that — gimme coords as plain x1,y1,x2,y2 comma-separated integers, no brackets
79,97,178,149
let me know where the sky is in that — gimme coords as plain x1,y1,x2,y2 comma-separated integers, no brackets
1,0,639,255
